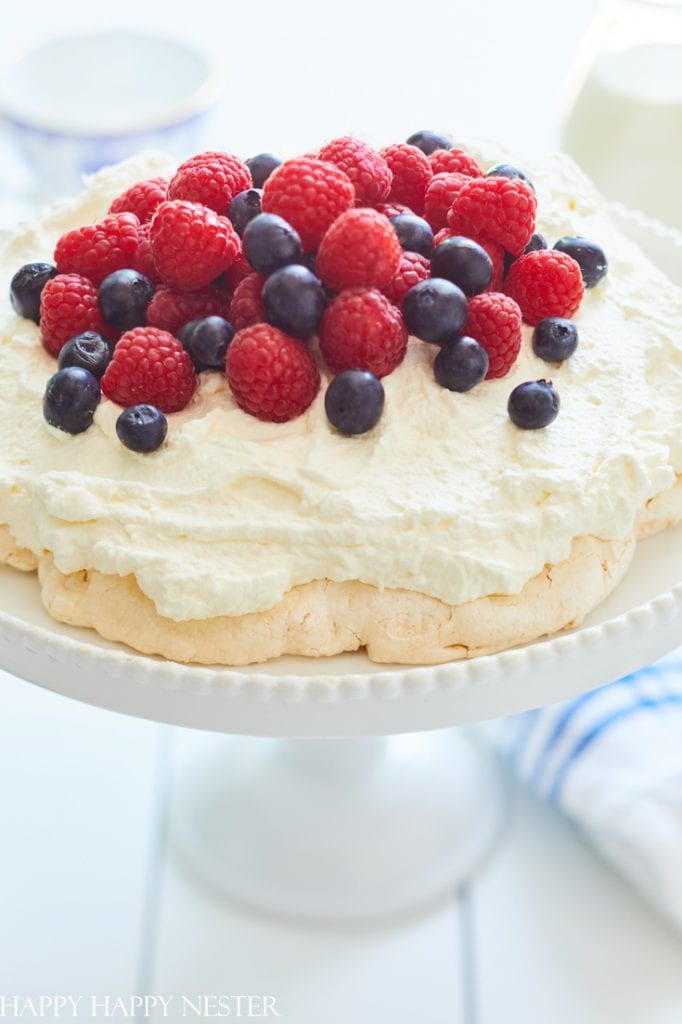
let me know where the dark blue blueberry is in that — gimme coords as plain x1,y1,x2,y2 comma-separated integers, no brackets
504,231,547,276
553,236,608,288
228,188,263,237
262,264,326,340
246,152,282,189
116,404,168,453
325,370,385,435
243,213,303,276
98,269,154,330
403,278,468,345
57,331,112,379
406,130,451,156
486,163,535,191
430,237,493,297
390,214,434,257
43,367,100,434
10,262,57,323
532,318,578,363
434,335,489,392
507,380,560,429
178,316,235,371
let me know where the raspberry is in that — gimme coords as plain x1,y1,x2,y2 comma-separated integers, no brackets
447,176,536,256
167,151,252,214
261,157,354,251
224,249,253,291
423,172,469,231
54,213,140,286
130,223,162,284
109,177,168,223
433,227,455,247
317,137,392,205
379,144,432,215
102,327,197,413
428,148,483,177
464,292,522,379
373,200,413,219
150,200,240,291
229,273,266,330
40,274,111,357
146,284,231,334
479,238,505,291
383,251,431,305
320,288,408,378
504,249,585,325
316,208,401,291
226,323,320,422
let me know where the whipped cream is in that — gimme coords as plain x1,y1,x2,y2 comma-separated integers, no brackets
0,147,680,622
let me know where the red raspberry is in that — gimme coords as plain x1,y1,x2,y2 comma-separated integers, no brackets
379,144,432,215
146,284,231,334
226,323,320,422
229,273,266,330
54,212,140,286
479,238,505,291
317,137,392,205
383,251,431,305
167,151,252,214
504,249,585,325
130,223,162,284
150,200,240,291
428,148,483,177
423,172,469,231
102,327,197,413
316,208,401,291
320,288,408,378
373,200,413,219
433,227,455,247
40,274,111,357
464,293,522,379
261,157,354,251
109,177,168,223
223,248,253,291
447,176,536,256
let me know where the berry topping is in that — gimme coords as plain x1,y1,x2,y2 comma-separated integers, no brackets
508,380,560,430
130,223,162,285
246,152,282,189
229,272,266,330
434,335,489,392
532,317,578,362
503,230,547,276
320,288,408,377
464,292,522,379
262,264,326,340
262,157,354,251
10,262,57,323
383,250,431,305
325,369,385,435
40,273,111,357
553,236,608,288
228,188,263,237
316,208,401,291
379,143,432,215
43,367,100,434
242,213,303,275
54,212,140,286
430,237,493,297
178,316,235,371
150,200,240,291
486,163,534,191
167,151,252,213
318,136,392,205
504,249,584,324
447,176,537,256
226,323,320,422
390,214,434,257
423,172,469,231
428,148,483,178
109,177,168,222
98,269,154,331
402,278,468,345
116,404,168,453
406,130,451,156
101,327,197,413
57,332,112,379
147,284,230,334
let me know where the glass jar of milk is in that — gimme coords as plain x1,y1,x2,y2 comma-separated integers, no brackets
562,0,682,227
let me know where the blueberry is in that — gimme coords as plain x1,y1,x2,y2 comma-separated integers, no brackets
434,335,489,392
43,367,100,434
325,370,385,435
116,404,168,453
179,316,235,371
228,188,263,237
430,237,493,297
553,236,608,288
403,278,468,345
246,152,282,189
57,331,112,379
243,213,303,276
406,130,451,156
486,163,535,191
98,269,154,330
390,214,434,257
262,264,326,340
504,232,547,277
532,318,578,362
508,380,560,429
10,262,57,323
